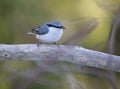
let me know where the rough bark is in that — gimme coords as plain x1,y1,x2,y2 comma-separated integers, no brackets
0,44,120,72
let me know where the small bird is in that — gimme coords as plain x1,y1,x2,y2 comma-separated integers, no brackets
27,20,65,45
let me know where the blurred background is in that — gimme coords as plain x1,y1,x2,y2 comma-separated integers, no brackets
0,0,120,89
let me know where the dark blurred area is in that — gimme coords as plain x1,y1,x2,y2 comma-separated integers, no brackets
0,0,120,89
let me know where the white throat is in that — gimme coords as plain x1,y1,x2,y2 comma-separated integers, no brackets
36,27,63,43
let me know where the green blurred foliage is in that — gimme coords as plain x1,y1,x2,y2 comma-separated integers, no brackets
0,0,120,89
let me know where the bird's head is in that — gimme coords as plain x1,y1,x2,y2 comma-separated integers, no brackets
47,20,66,29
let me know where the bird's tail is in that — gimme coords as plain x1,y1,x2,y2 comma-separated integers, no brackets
27,29,37,35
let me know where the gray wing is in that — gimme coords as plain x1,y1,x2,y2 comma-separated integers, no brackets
32,24,49,35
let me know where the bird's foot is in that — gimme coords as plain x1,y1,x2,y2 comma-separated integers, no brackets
36,41,41,48
54,42,58,45
37,43,40,48
53,42,61,47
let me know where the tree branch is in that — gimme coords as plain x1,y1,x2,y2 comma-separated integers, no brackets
0,44,120,72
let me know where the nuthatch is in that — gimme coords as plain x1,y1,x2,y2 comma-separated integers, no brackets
27,20,65,44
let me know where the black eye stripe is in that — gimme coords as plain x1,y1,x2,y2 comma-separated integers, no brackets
47,24,63,29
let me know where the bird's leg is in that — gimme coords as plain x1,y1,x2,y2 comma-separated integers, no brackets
53,42,60,47
53,42,58,45
37,40,41,48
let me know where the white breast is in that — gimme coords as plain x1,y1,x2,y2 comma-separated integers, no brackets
36,27,63,43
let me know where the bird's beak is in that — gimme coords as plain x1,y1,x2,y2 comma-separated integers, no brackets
62,26,66,29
